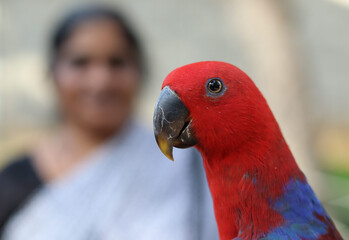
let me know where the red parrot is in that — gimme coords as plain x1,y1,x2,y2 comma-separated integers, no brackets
153,61,343,240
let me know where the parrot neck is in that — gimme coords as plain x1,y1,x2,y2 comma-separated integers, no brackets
200,130,304,240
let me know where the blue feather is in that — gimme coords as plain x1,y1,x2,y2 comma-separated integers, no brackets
233,179,337,240
262,179,332,239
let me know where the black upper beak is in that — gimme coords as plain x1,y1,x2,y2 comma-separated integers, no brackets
153,86,197,160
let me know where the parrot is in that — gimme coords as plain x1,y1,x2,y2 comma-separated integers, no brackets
153,61,343,240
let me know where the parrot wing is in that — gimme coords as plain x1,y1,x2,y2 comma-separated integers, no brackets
235,179,342,240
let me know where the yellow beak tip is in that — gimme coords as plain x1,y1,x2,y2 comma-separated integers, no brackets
157,137,175,162
162,148,174,162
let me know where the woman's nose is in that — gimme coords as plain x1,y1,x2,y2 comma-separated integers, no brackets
87,63,114,87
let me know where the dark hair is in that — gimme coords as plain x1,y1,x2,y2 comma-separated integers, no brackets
49,6,144,73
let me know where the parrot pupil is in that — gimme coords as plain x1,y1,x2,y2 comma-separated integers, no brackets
208,79,222,93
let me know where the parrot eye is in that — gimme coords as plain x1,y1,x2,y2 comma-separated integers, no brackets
206,78,224,95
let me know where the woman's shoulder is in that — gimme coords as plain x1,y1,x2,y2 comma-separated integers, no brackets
0,154,42,205
0,155,42,234
0,155,40,184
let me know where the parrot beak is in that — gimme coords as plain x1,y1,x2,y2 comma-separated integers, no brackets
153,86,197,161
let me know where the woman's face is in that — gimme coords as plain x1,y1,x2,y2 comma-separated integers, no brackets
53,18,140,135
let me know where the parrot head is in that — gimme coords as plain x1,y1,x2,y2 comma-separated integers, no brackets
153,61,274,160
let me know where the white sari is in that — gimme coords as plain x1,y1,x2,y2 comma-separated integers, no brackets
2,122,218,240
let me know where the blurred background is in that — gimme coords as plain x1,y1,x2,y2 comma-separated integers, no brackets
0,0,348,237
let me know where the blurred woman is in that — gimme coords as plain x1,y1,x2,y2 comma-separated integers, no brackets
0,6,218,240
